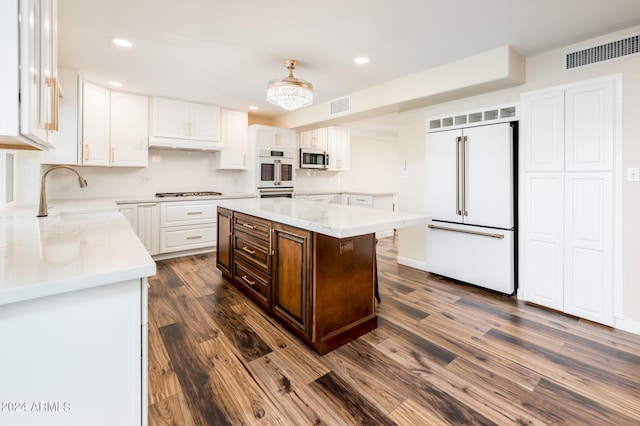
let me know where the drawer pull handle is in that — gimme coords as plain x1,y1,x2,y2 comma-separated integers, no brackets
186,235,203,240
187,211,203,215
242,246,256,255
242,223,256,230
241,275,256,286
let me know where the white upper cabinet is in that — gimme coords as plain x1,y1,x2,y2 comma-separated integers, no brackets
250,125,296,149
564,80,615,172
149,97,222,150
0,0,58,150
298,128,328,150
81,81,110,166
520,90,565,172
110,91,149,167
521,79,615,173
215,109,248,169
79,81,148,167
327,126,350,171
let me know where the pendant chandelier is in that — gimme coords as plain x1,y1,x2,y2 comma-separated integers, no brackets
266,59,313,111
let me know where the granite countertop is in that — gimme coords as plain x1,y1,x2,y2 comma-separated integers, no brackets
0,201,156,306
217,197,429,239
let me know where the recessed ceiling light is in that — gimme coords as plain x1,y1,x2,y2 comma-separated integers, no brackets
111,38,133,48
249,106,258,110
108,81,123,87
354,56,370,65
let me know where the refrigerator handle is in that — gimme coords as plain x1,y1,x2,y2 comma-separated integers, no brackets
455,136,461,216
461,135,468,216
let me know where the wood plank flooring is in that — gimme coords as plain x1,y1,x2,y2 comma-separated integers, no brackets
148,236,640,425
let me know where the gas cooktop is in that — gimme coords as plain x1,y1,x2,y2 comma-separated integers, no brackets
155,191,222,198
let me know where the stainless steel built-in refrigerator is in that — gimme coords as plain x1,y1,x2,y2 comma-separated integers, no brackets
425,121,516,294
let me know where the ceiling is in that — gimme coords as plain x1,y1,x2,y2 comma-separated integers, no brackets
58,0,640,136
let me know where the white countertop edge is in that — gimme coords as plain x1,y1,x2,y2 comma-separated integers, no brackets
217,198,429,238
0,263,156,306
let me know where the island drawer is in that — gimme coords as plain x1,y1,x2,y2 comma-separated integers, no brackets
233,233,271,274
233,259,270,305
233,212,272,241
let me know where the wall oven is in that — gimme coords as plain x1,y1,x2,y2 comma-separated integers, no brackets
257,149,294,197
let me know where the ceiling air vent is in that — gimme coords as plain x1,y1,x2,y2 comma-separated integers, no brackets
330,96,350,115
564,34,640,70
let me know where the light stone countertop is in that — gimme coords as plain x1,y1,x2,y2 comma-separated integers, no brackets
0,201,156,306
216,197,429,239
0,193,256,306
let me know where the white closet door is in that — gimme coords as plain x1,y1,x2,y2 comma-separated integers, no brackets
565,80,615,172
520,89,565,172
564,172,614,326
520,172,564,310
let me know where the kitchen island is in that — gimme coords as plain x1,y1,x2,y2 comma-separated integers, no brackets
0,201,155,426
215,198,429,354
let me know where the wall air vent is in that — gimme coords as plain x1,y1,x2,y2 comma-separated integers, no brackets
564,34,640,70
330,96,350,115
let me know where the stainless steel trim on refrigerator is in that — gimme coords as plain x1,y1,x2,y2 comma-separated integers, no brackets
428,224,505,239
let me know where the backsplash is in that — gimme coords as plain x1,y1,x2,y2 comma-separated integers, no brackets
40,149,252,202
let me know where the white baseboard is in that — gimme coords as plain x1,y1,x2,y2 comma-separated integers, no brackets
152,247,215,261
614,317,640,336
396,256,427,271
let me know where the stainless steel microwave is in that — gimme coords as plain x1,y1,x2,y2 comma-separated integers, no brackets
300,148,329,169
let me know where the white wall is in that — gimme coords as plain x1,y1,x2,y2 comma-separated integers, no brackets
340,133,399,193
397,25,640,326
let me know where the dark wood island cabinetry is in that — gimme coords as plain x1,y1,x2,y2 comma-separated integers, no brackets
217,207,377,354
215,198,428,354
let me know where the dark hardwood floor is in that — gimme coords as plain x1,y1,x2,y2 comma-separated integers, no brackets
147,236,640,425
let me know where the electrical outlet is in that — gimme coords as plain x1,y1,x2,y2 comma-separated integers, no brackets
140,177,150,184
627,167,640,182
400,169,411,180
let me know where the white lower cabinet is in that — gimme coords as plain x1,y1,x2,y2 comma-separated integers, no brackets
521,172,614,325
520,173,564,311
121,200,219,257
159,200,218,254
0,278,146,426
563,172,614,323
119,202,160,255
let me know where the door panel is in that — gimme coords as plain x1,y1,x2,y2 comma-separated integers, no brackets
565,80,615,172
520,89,565,172
463,123,514,228
519,173,564,310
564,172,613,325
425,129,461,222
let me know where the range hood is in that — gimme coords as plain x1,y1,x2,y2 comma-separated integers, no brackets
148,136,224,152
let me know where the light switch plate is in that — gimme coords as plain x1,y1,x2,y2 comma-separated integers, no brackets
627,167,640,182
